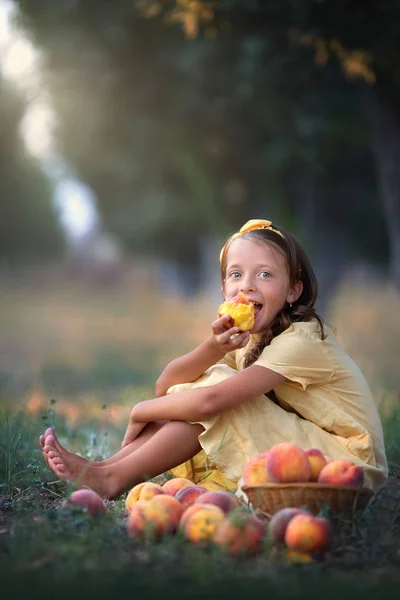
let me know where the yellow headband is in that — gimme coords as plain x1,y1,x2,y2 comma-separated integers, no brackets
219,219,285,269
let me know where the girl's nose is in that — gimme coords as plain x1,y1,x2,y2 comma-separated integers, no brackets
239,276,256,293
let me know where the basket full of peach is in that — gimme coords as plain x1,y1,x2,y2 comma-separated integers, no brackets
241,443,374,516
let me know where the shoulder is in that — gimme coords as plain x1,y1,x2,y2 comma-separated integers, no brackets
270,320,327,347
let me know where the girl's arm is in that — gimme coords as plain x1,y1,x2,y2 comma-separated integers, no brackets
136,365,285,423
155,315,250,396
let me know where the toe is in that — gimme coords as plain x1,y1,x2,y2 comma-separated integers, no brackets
39,435,44,447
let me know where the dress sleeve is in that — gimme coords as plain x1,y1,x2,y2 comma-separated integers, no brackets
253,325,332,390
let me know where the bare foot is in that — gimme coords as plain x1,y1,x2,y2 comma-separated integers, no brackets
42,428,95,470
44,434,115,498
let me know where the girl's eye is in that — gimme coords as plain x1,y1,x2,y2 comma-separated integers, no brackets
260,272,271,279
229,272,241,279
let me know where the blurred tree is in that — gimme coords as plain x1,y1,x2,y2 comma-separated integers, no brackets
14,0,395,296
0,79,64,263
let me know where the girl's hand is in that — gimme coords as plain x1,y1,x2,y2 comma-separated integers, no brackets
211,314,251,353
121,418,147,448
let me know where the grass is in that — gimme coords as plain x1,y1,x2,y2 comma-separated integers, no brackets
1,268,400,597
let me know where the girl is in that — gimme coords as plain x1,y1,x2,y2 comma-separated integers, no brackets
41,219,388,499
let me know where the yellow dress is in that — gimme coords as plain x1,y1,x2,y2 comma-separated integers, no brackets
168,321,388,493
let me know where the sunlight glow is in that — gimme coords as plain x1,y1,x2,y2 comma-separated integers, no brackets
20,100,55,157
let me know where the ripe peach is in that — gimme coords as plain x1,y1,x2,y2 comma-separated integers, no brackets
317,459,364,487
179,503,211,530
267,507,307,545
151,495,185,532
162,477,195,496
283,551,313,564
285,513,332,554
266,443,311,483
126,499,171,541
175,484,208,509
242,452,270,485
194,490,241,514
139,482,165,502
182,504,225,544
305,448,328,482
61,488,106,517
218,293,255,332
125,482,146,512
214,510,265,556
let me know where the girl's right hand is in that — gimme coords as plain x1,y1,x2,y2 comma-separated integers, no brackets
211,314,251,353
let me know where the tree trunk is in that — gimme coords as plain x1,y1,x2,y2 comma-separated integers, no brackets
364,86,400,290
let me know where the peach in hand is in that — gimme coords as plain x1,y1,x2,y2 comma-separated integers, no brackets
61,488,106,517
194,490,241,514
305,448,328,482
242,452,270,485
317,459,364,487
284,513,332,554
162,477,195,496
266,443,311,483
218,293,255,332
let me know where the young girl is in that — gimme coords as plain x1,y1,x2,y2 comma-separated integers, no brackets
41,219,388,499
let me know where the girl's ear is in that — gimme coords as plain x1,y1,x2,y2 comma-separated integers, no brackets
287,280,303,304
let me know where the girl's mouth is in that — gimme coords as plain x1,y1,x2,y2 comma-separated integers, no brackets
252,302,262,317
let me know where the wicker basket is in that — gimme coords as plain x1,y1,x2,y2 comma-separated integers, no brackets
241,482,374,517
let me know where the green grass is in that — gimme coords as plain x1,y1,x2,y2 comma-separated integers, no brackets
1,405,400,599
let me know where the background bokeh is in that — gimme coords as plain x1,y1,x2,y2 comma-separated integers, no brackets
1,0,399,457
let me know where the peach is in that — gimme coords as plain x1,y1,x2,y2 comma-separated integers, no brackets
182,504,225,544
305,448,328,482
213,510,265,556
194,491,241,514
179,503,211,530
175,484,208,509
139,482,165,502
162,477,195,496
283,551,313,564
218,293,255,332
125,482,146,512
61,488,106,517
317,459,364,487
267,507,307,545
266,443,311,483
126,499,172,541
151,495,185,532
242,452,270,485
285,513,332,554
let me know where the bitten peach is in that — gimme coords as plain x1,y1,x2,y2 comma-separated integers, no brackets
266,443,311,483
305,448,328,482
213,510,265,556
194,491,241,515
242,452,270,485
126,499,171,541
285,513,332,554
182,504,225,544
162,477,195,496
151,494,185,532
175,485,208,509
218,293,255,332
267,507,306,545
61,488,106,517
318,459,364,487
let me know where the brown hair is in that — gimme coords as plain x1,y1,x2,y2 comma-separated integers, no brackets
220,225,325,368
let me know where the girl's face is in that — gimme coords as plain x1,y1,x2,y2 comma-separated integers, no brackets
222,237,303,334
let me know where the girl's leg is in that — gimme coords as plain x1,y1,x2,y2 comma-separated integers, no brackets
41,421,168,468
45,420,203,499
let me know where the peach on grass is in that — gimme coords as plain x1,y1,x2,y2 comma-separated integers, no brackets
317,460,364,487
162,477,195,496
267,507,307,545
213,510,265,556
182,504,225,544
194,490,241,514
151,495,185,532
285,513,332,554
283,551,313,564
266,443,311,483
242,452,270,485
61,488,106,517
218,293,255,332
126,499,173,542
305,448,328,482
139,482,165,502
175,484,208,509
125,482,146,512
